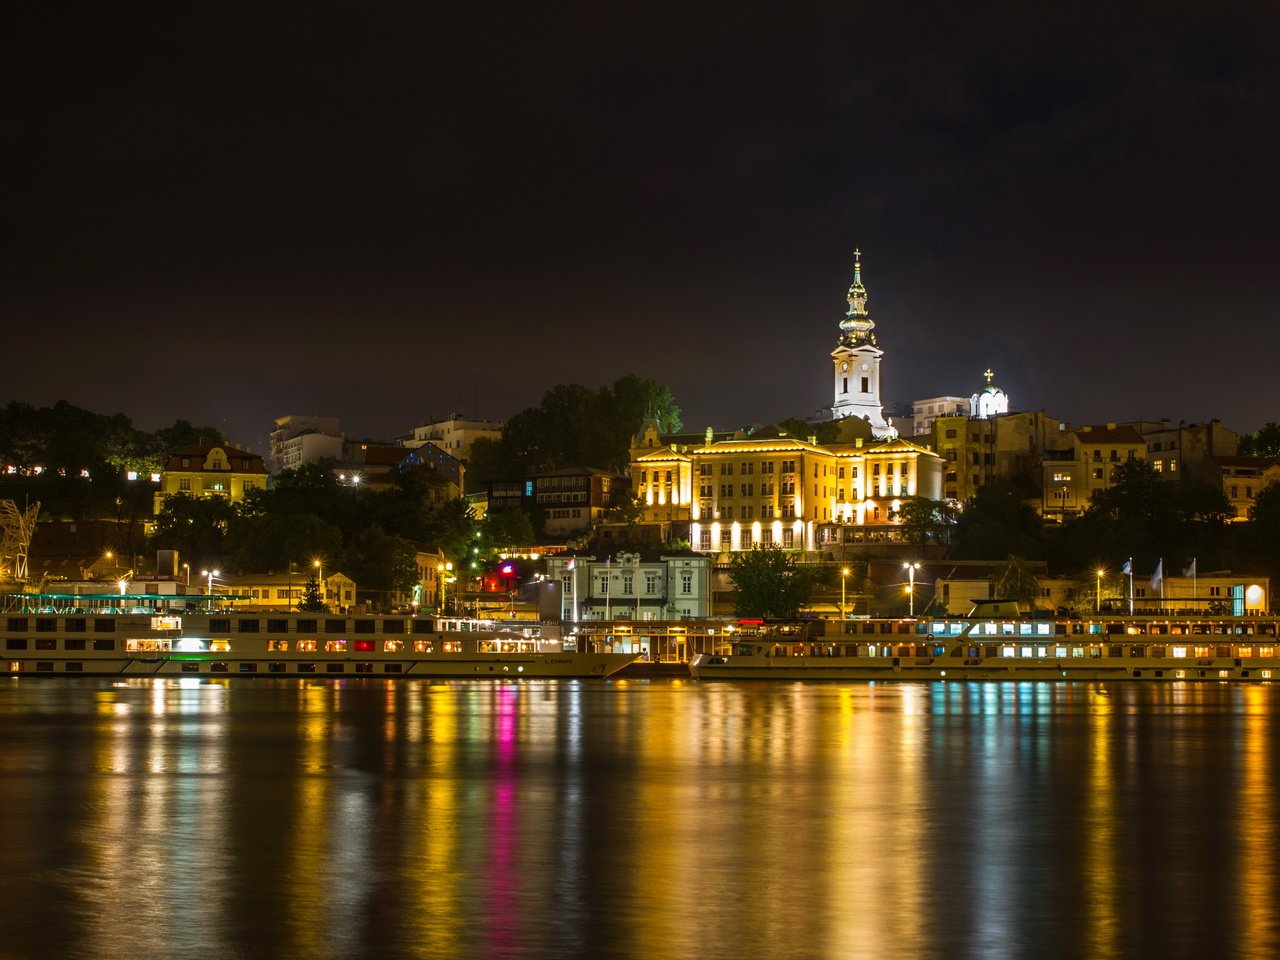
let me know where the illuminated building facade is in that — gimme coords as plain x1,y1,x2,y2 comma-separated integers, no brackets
154,444,269,515
1041,423,1147,518
930,410,1064,504
912,395,970,436
632,427,943,554
543,552,712,622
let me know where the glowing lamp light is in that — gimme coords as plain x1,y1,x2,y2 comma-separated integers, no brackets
1246,584,1264,607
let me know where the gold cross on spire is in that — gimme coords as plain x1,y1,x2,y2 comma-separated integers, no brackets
984,368,995,383
853,247,861,264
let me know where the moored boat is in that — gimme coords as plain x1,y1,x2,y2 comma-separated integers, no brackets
689,614,1280,682
1,593,638,679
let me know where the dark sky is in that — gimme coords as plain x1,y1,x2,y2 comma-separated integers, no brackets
7,3,1279,452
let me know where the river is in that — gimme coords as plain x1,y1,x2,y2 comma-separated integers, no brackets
0,678,1276,960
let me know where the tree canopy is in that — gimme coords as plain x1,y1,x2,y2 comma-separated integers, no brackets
1239,423,1280,458
475,375,681,479
728,546,816,619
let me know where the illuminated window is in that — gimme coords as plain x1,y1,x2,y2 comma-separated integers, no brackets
324,640,347,652
296,640,317,652
412,640,434,653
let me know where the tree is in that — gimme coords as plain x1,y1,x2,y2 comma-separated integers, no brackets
1241,482,1280,583
298,573,325,612
995,555,1041,609
475,376,683,480
893,497,957,550
777,417,839,445
148,493,236,571
728,546,816,619
1240,423,1280,458
225,511,345,575
1060,459,1234,572
343,526,418,610
479,508,536,556
953,478,1044,559
463,435,506,492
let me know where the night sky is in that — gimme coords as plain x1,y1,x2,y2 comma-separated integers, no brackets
8,4,1279,452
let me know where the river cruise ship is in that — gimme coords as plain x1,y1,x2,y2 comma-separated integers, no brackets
1,593,638,679
690,613,1280,682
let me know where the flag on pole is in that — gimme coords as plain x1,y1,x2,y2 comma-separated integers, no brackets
1121,559,1132,575
1150,560,1163,591
1183,559,1196,578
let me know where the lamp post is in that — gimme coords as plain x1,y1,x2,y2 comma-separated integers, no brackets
841,567,850,621
903,561,920,617
1095,568,1104,613
201,569,219,609
437,561,453,615
313,558,324,611
183,562,190,587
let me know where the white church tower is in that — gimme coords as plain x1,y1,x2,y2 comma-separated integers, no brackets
830,249,895,437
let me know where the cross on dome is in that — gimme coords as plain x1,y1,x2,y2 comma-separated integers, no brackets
984,368,995,384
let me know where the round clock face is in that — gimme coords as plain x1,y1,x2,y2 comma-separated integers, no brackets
840,362,849,372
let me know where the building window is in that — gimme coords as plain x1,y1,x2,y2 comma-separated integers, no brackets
861,377,869,392
720,463,733,475
178,478,192,491
842,377,848,393
645,574,658,595
681,573,693,594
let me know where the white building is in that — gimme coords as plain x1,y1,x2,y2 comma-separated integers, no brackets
406,416,503,462
542,552,712,621
269,416,344,473
830,250,895,438
912,396,971,437
970,369,1010,419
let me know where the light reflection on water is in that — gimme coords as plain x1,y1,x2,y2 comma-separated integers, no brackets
0,679,1278,960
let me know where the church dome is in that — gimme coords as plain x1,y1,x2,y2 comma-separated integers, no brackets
970,369,1009,419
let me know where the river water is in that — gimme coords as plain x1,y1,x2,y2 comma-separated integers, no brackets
0,678,1276,960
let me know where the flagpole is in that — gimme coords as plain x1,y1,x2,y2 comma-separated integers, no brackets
1192,560,1197,611
1159,558,1165,605
1127,558,1133,615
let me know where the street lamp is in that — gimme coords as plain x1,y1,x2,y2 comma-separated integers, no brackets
201,569,219,607
183,562,190,587
438,561,453,615
313,558,324,610
840,567,850,621
1096,568,1105,613
903,561,921,617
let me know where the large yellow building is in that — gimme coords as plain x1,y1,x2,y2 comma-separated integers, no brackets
153,444,269,514
632,421,942,553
